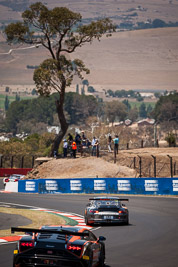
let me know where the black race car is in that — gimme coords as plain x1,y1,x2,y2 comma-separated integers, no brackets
12,225,106,267
84,196,129,225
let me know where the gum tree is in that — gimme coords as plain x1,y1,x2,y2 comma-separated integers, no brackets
4,2,115,156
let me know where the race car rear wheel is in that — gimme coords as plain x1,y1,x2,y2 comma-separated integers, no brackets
125,216,129,225
85,216,91,226
98,251,105,266
88,251,93,267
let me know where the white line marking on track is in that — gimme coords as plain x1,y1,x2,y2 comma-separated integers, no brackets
0,241,17,245
0,239,8,243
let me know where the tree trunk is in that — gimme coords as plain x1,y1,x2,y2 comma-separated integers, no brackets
50,81,68,157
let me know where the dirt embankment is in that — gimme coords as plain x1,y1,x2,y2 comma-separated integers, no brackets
26,157,136,179
25,147,178,179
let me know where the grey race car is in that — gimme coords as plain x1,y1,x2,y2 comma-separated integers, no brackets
84,196,129,225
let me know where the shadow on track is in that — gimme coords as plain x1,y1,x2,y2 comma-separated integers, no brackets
92,223,134,227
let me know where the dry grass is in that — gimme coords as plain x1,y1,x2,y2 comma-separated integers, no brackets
1,27,178,92
0,0,178,91
0,207,65,237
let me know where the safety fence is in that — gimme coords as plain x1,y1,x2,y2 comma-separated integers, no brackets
12,177,178,195
111,154,178,178
0,155,36,169
1,153,177,179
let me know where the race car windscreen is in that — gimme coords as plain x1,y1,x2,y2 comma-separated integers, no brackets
92,200,121,207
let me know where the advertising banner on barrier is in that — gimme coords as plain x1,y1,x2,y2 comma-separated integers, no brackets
18,178,178,195
19,179,38,193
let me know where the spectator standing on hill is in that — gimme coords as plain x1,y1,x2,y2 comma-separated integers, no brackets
53,150,57,158
72,141,77,158
81,131,87,146
81,131,86,140
91,137,96,156
67,133,73,145
67,133,73,157
113,135,119,154
75,132,81,146
63,139,68,158
95,138,99,157
108,134,112,152
86,139,91,148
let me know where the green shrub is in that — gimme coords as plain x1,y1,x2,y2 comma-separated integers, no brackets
165,132,176,147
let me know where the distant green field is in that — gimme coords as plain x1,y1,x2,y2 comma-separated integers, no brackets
130,101,156,109
0,94,36,110
0,94,156,111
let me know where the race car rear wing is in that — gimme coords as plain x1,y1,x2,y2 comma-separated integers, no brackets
89,198,129,201
11,227,89,237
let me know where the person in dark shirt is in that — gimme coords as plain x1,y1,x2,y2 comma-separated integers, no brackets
67,133,73,144
75,132,81,145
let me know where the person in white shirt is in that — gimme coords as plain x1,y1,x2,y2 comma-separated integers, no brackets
91,137,96,156
63,139,68,158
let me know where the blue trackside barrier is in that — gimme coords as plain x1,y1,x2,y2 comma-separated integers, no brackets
18,178,178,195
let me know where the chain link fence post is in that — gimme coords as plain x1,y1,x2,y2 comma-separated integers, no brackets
0,156,3,168
167,155,173,178
21,156,24,168
151,155,156,178
138,156,142,177
32,156,35,168
11,156,14,168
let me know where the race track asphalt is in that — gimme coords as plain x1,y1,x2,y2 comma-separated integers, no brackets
0,212,31,230
0,178,178,267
